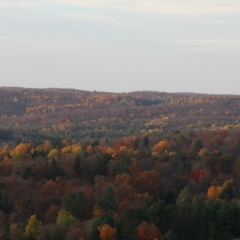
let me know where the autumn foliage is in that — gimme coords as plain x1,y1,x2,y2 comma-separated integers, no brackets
137,221,162,240
98,224,117,240
0,128,240,239
1,88,240,142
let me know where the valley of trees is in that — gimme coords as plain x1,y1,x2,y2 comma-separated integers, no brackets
1,88,240,239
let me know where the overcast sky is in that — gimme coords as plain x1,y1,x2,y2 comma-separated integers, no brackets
0,0,240,94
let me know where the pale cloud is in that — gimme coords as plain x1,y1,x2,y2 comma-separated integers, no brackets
0,35,86,49
133,1,240,15
0,1,42,6
52,0,240,13
61,13,136,28
173,39,240,53
62,13,110,21
1,0,240,15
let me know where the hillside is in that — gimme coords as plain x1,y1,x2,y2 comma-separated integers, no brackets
0,87,240,142
1,87,240,239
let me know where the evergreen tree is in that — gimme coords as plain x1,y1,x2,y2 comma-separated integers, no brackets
216,202,238,235
147,200,168,234
22,166,32,180
113,156,132,176
73,155,82,176
219,182,234,201
190,199,208,240
117,208,147,240
193,139,203,152
50,160,65,179
63,191,86,219
176,187,193,209
161,230,177,240
94,153,112,176
89,211,114,240
143,136,149,148
50,228,65,240
97,186,116,212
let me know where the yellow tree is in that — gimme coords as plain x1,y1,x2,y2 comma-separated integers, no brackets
0,145,10,157
207,186,223,199
119,146,128,154
62,146,72,155
25,215,41,239
106,147,114,156
56,209,76,231
14,143,29,155
43,140,52,153
71,144,82,154
198,148,209,157
47,149,59,159
152,140,170,156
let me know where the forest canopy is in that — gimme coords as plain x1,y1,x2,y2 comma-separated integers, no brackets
0,130,240,239
0,87,240,144
1,88,240,239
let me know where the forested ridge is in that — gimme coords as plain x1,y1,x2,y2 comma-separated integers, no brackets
0,87,240,143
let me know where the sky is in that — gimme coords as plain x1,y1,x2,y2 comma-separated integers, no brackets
0,0,240,94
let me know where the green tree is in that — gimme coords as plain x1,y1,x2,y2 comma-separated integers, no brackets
22,166,32,180
73,155,82,176
50,160,65,179
219,182,234,201
113,156,132,176
190,199,208,240
51,137,63,149
94,153,112,176
216,202,238,235
89,211,114,240
173,188,194,240
176,134,186,143
97,186,116,212
50,228,65,240
208,222,217,240
161,230,177,240
56,209,76,231
143,136,149,148
63,191,86,219
176,187,193,209
117,208,147,240
193,140,203,152
147,200,168,234
216,231,233,240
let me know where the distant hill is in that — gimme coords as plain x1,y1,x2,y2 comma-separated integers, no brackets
0,87,239,143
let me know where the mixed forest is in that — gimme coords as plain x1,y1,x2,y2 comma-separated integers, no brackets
1,88,240,239
0,87,240,144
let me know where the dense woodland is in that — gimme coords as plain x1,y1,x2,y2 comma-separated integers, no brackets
0,129,240,239
1,87,240,143
1,88,240,240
